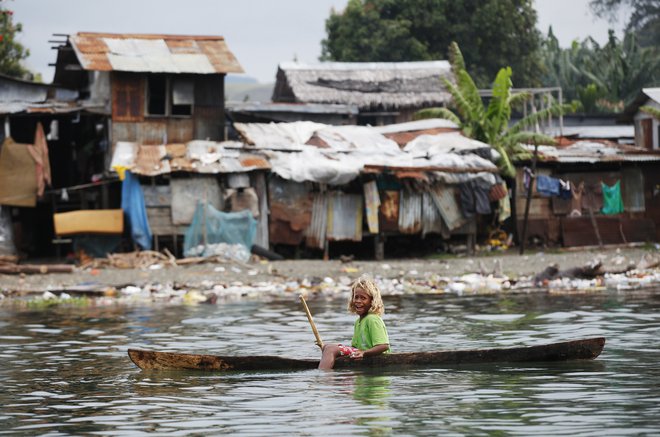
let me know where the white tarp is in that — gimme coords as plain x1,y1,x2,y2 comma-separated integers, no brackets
405,132,499,160
315,125,402,154
234,121,325,149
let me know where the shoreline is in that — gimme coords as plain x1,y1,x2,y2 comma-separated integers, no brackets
1,246,659,304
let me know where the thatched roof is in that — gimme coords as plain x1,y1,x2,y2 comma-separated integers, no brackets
272,61,453,110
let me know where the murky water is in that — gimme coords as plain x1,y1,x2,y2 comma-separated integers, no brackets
1,290,660,435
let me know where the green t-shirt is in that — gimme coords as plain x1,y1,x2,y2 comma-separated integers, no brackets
351,313,390,353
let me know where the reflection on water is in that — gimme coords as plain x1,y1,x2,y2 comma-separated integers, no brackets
1,291,660,435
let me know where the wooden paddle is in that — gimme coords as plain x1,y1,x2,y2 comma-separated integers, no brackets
299,295,324,350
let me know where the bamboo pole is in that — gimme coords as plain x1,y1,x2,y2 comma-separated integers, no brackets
299,295,324,350
519,143,538,255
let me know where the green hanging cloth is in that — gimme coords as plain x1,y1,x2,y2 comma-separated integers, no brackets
601,181,624,215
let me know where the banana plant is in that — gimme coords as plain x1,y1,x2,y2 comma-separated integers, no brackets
415,42,575,178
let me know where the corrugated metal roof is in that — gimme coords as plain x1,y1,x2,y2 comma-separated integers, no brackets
547,125,634,140
373,118,459,134
110,140,270,175
0,73,80,115
527,141,660,164
643,87,660,105
234,121,499,185
70,32,243,74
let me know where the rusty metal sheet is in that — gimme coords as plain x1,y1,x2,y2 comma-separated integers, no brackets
198,40,244,74
166,119,194,143
71,33,243,74
429,186,465,231
268,178,312,245
71,35,111,70
305,192,328,249
384,127,456,147
239,155,271,170
394,170,428,181
327,192,363,241
379,190,399,232
398,191,422,234
166,143,187,158
165,39,202,54
133,145,170,176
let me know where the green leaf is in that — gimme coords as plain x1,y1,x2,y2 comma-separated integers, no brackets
413,107,461,125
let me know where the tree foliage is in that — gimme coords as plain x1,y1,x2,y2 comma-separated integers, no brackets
414,43,575,178
590,0,660,49
321,0,543,87
539,28,659,111
0,4,31,79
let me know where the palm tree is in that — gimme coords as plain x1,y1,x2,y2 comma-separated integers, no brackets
415,42,576,178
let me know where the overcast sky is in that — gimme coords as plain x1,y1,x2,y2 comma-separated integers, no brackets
11,0,627,84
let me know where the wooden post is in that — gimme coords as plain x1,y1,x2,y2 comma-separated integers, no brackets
374,233,385,260
587,206,603,247
519,143,538,255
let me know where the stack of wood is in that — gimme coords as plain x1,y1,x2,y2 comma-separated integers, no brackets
0,254,76,274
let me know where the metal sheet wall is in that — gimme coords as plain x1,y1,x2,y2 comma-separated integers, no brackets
422,191,448,237
398,190,422,234
327,192,362,241
305,192,328,249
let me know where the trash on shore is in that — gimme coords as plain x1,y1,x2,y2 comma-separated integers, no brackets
2,250,660,307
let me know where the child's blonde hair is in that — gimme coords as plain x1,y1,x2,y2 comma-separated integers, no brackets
347,275,385,316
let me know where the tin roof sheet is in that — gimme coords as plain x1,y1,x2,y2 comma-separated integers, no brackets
643,87,660,105
547,125,634,140
70,32,243,74
526,141,660,164
110,140,270,176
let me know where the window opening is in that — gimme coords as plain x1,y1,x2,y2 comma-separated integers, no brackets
147,76,167,115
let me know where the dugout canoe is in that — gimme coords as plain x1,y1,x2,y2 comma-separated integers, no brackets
128,337,605,372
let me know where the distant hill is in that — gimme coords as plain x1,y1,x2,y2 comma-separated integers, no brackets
226,74,259,84
226,81,275,103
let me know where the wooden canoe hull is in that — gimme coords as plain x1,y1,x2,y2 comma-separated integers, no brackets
128,337,605,372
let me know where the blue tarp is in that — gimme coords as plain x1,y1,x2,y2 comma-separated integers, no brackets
184,202,257,256
536,175,561,197
121,171,152,250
